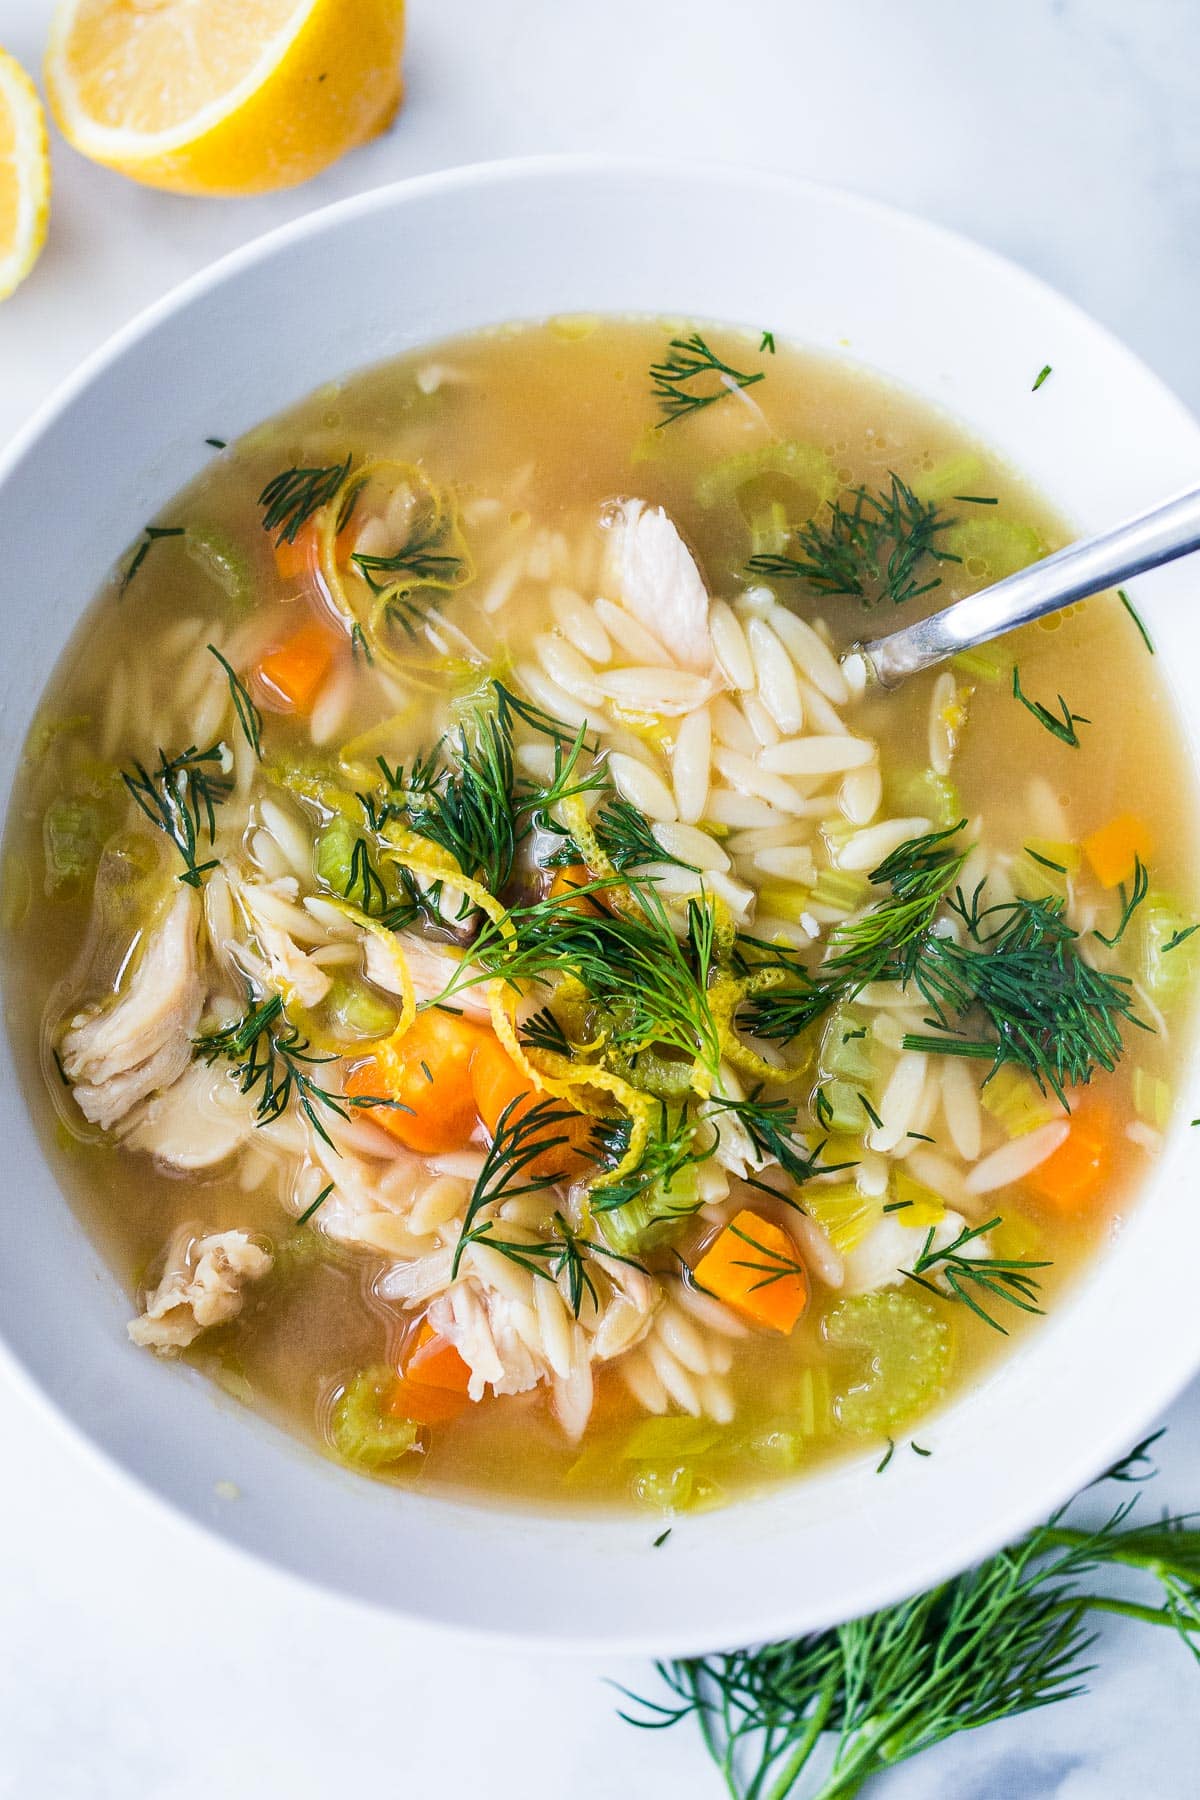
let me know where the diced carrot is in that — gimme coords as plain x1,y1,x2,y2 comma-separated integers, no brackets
272,519,321,582
385,1375,466,1426
405,1321,472,1394
692,1208,808,1334
1025,1107,1111,1211
547,861,605,915
256,620,339,715
469,1034,593,1178
1083,814,1155,889
345,1010,490,1154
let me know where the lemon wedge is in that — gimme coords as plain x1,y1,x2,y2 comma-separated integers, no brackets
0,48,50,301
45,0,405,196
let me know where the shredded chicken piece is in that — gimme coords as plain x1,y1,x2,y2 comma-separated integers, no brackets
602,498,715,673
237,882,330,1008
363,929,492,1021
428,1276,545,1401
128,1228,272,1354
60,889,204,1131
841,1208,989,1296
121,1060,256,1170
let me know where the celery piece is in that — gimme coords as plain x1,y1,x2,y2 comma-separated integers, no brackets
1132,1067,1172,1131
805,1181,882,1253
913,453,985,504
1138,892,1200,1008
950,646,1005,683
695,441,838,528
810,865,870,914
621,1416,724,1462
823,1290,952,1435
944,517,1045,583
1009,837,1080,904
748,500,793,558
330,1367,421,1471
820,1005,877,1084
43,796,106,894
884,769,961,832
325,974,400,1042
793,1364,834,1438
746,1427,806,1471
979,1065,1061,1138
185,522,253,609
631,1462,725,1515
756,882,814,926
628,1047,696,1102
817,1078,870,1137
597,1162,701,1258
889,1168,946,1229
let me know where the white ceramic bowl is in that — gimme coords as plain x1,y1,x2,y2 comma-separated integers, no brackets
2,156,1199,1655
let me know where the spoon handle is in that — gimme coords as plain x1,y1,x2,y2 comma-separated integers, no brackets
848,482,1200,688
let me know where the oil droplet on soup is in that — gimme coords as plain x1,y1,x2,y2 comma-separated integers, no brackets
5,319,1198,1515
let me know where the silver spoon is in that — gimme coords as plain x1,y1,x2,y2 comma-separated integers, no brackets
842,483,1200,690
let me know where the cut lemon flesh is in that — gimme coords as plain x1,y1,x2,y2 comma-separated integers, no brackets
0,48,51,301
46,0,405,196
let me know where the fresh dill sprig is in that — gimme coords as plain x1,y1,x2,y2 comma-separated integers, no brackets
620,1466,1200,1800
588,1107,703,1218
903,888,1146,1103
707,1089,853,1198
902,1215,1050,1333
195,992,407,1150
1012,665,1090,746
1118,587,1154,654
1165,924,1200,953
1093,855,1149,949
259,455,351,546
345,837,389,914
588,794,697,873
466,1210,646,1317
121,743,231,887
748,473,958,609
296,1182,334,1227
760,330,776,355
121,524,185,591
452,1095,582,1278
650,331,766,427
1033,362,1054,391
519,1006,574,1059
207,645,262,759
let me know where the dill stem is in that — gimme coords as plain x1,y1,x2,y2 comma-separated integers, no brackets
764,1670,839,1800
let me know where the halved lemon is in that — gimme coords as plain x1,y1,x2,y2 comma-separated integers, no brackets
0,48,51,301
45,0,405,197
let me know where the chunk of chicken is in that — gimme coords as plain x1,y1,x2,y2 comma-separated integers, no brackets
121,1060,256,1171
128,1228,272,1354
427,1276,546,1402
841,1208,990,1296
602,498,715,673
60,888,204,1131
363,929,492,1022
237,881,330,1009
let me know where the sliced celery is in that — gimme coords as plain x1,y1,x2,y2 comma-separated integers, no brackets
1009,838,1080,904
810,865,870,913
1138,892,1200,1008
1132,1067,1171,1131
884,769,961,832
621,1416,724,1462
185,522,253,609
325,974,400,1041
330,1367,421,1470
889,1168,946,1228
43,797,107,894
980,1065,1061,1138
756,881,814,926
950,646,1005,683
630,1463,726,1515
695,441,838,526
823,1290,952,1435
944,517,1045,583
597,1161,701,1258
820,1005,876,1083
805,1182,882,1253
793,1364,834,1437
914,453,985,504
818,1078,869,1136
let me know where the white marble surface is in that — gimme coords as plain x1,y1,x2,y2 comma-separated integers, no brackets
1,1,1199,1794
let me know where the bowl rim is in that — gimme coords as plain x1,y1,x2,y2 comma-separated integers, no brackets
3,151,1200,1656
